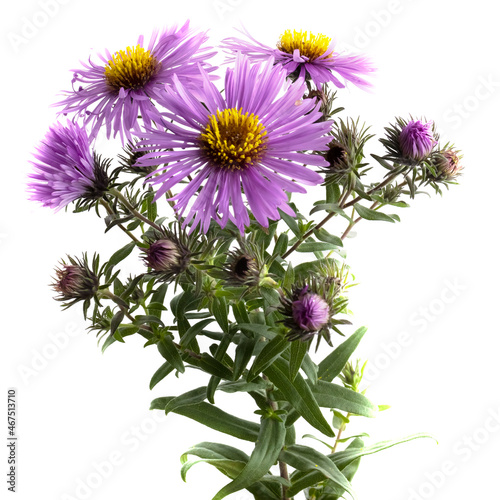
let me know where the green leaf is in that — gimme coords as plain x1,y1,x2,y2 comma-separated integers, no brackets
302,353,318,385
279,444,357,499
289,340,308,381
264,358,334,438
148,283,169,319
313,228,343,247
158,335,185,373
165,387,207,414
106,241,136,270
207,331,234,403
110,310,125,338
213,416,286,500
318,327,367,382
135,315,165,327
278,208,300,237
237,323,274,339
248,335,289,381
182,458,246,483
181,441,250,464
272,233,289,258
149,361,174,389
283,263,295,290
233,335,256,380
232,301,250,324
296,241,340,253
310,381,378,417
180,318,215,348
326,183,341,204
212,296,229,333
189,353,233,380
353,204,395,223
151,398,260,442
309,203,346,217
287,434,435,496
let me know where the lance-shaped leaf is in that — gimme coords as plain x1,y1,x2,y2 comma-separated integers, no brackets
180,441,282,499
354,203,395,223
158,335,184,374
279,444,357,499
150,397,260,442
318,327,367,382
180,318,215,347
287,434,435,495
310,381,378,417
248,335,289,381
164,387,207,414
105,241,136,271
289,340,308,381
321,439,364,499
233,335,256,380
264,358,334,438
149,360,174,389
212,415,286,500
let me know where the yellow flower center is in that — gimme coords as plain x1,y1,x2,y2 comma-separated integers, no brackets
104,45,160,91
200,108,268,171
277,30,332,61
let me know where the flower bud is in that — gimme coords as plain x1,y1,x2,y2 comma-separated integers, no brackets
292,289,330,331
339,359,366,392
144,239,182,272
399,120,436,161
225,250,262,287
280,282,336,342
431,149,463,181
142,228,193,283
325,141,348,172
52,256,99,304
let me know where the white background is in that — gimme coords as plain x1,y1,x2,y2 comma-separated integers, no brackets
1,0,499,499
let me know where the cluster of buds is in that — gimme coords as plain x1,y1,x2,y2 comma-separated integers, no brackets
339,359,367,393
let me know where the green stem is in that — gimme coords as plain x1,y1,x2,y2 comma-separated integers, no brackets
281,170,402,260
99,199,141,244
332,412,351,453
263,376,290,500
340,202,379,241
109,188,163,233
97,290,202,360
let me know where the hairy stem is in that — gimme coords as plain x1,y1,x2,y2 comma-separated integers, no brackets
281,170,402,260
264,376,290,500
99,199,141,243
340,202,379,240
109,188,163,232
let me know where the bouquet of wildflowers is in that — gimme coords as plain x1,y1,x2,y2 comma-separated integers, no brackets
28,21,463,499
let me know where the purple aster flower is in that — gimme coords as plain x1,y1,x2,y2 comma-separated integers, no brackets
221,28,374,90
28,121,108,210
137,54,330,234
292,289,330,331
399,120,436,161
56,22,216,143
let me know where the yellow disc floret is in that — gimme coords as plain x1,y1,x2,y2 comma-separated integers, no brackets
105,45,160,91
200,108,268,171
277,30,332,61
